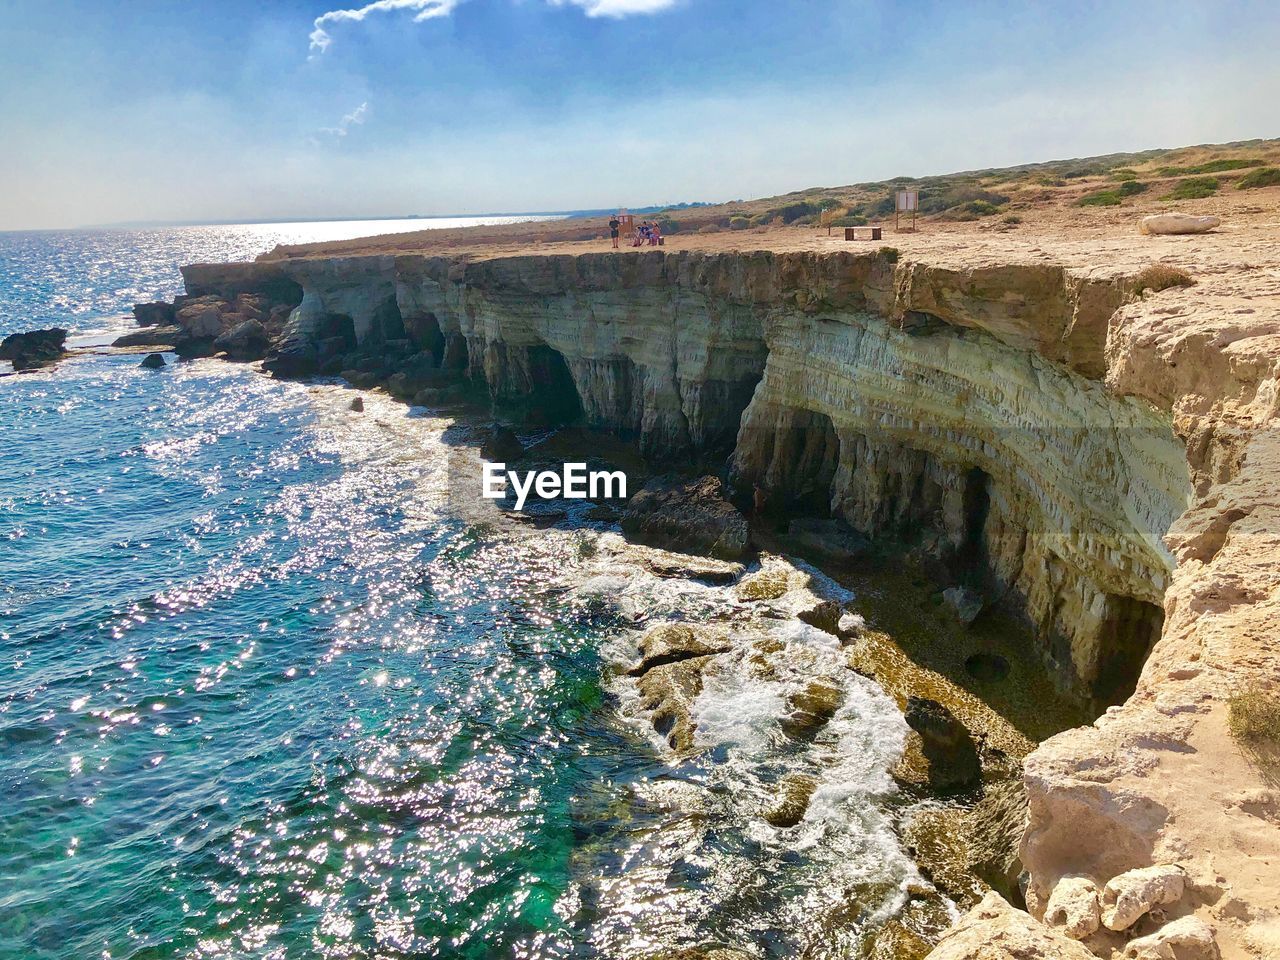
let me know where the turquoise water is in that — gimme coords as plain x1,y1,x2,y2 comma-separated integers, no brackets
0,224,923,959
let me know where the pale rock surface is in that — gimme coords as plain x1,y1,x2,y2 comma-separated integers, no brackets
1101,865,1186,932
1139,214,1221,236
1044,876,1102,940
1122,916,1221,960
929,892,1097,960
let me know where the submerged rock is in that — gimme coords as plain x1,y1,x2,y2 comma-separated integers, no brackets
762,772,819,827
621,476,749,562
629,623,731,677
139,353,166,369
636,654,719,754
781,679,844,740
1,328,67,371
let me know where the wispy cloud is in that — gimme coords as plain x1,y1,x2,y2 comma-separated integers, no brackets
310,0,460,55
309,0,680,53
319,101,370,137
546,0,679,17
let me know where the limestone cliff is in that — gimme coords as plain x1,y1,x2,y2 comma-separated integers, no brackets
177,237,1280,959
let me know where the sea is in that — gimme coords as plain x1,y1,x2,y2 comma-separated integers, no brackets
0,218,924,960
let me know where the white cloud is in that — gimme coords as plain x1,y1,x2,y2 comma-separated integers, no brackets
546,0,679,17
308,0,679,54
309,0,460,55
319,101,370,137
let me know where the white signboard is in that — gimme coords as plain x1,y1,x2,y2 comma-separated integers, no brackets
896,190,919,212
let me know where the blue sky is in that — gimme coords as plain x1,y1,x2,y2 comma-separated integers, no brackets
2,0,1279,229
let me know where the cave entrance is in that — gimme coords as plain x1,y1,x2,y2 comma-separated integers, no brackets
368,297,406,344
317,313,356,351
522,345,582,427
1092,596,1165,707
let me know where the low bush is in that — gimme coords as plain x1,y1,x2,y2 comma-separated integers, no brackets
1238,167,1280,190
831,214,868,227
1229,686,1280,781
1079,190,1123,207
1002,214,1023,225
1133,264,1194,295
1161,176,1219,200
879,246,900,264
729,216,750,230
1118,180,1148,196
1158,158,1264,176
1112,169,1139,181
696,224,721,234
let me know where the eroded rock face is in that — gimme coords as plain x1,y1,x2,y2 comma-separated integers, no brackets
1122,915,1219,960
1100,865,1186,932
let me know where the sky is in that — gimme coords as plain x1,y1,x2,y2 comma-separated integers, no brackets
2,0,1279,230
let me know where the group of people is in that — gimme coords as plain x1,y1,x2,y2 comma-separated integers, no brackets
608,215,663,249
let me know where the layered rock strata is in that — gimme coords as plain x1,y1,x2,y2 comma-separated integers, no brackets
170,240,1280,959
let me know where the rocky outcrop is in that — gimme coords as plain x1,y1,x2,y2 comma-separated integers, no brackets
620,476,750,561
132,301,174,326
929,892,1097,960
1,328,67,371
170,238,1280,959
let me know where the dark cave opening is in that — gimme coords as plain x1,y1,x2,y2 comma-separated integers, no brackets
1092,595,1165,707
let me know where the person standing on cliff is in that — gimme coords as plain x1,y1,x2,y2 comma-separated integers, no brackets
609,216,621,249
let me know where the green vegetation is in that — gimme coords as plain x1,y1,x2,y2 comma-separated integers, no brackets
1133,264,1194,295
1080,180,1147,207
879,246,900,264
1161,176,1219,201
830,214,868,227
1158,157,1265,176
1002,214,1023,225
1079,191,1123,207
728,216,750,230
1112,169,1139,181
1238,167,1280,190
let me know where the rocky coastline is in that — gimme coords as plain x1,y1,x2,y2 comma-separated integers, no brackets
92,239,1280,960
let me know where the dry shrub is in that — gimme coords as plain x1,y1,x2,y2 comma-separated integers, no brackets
1229,687,1280,782
1134,264,1194,295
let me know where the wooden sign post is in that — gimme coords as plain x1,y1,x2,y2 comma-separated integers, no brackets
895,189,919,233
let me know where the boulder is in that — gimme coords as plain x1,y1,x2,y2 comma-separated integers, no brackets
786,517,870,563
131,301,174,326
481,425,525,463
621,476,749,562
1139,214,1221,236
943,586,986,626
1045,876,1102,941
262,339,318,378
213,318,268,359
928,891,1097,960
112,325,184,348
175,297,227,338
0,328,67,371
1100,864,1185,932
904,696,981,790
139,353,166,370
762,772,819,827
412,384,468,406
628,623,730,677
349,397,364,412
1122,916,1219,960
780,679,844,739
